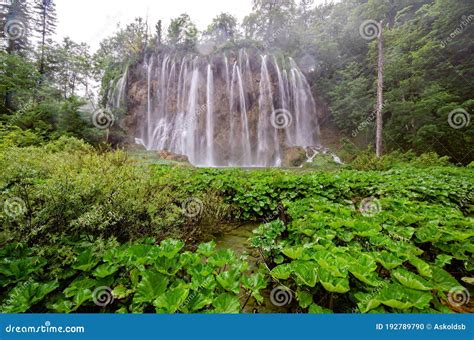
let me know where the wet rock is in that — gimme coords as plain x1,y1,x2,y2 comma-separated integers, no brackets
282,146,307,167
157,150,190,163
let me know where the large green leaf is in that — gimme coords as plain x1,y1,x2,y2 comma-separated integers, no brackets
133,271,169,304
296,289,313,309
92,263,119,279
308,303,333,313
184,290,214,312
0,257,47,283
270,264,292,280
196,241,216,257
216,270,241,294
392,268,432,291
208,249,236,268
409,257,432,278
158,239,184,259
1,280,59,313
291,261,318,287
377,283,432,310
242,273,267,303
282,246,304,260
154,285,189,313
212,293,240,313
374,251,404,270
431,266,460,291
319,268,350,293
73,249,100,272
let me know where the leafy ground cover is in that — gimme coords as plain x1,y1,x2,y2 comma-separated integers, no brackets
0,139,472,313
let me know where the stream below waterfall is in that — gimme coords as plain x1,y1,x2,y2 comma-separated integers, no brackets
215,224,293,313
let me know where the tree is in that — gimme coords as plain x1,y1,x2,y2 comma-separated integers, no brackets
243,0,295,43
34,0,57,76
2,0,33,54
0,52,39,113
375,21,384,157
203,13,239,45
49,38,92,99
155,20,162,46
167,14,198,50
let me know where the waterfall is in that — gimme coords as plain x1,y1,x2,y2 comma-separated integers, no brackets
257,55,275,167
206,64,215,165
126,49,321,167
186,67,200,165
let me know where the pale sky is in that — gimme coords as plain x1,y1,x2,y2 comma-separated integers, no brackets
55,0,334,51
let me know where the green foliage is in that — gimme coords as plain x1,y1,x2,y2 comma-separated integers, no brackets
251,192,473,313
0,238,267,314
1,141,472,314
350,149,451,170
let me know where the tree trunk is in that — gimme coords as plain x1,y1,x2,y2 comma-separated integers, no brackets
39,7,47,77
375,21,384,158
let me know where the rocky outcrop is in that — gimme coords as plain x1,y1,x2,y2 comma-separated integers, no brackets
158,150,189,163
282,146,307,167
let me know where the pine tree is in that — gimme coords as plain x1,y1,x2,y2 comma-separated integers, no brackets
1,0,33,54
34,0,56,76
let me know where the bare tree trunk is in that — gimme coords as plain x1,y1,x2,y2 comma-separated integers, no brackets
39,7,47,77
375,21,384,158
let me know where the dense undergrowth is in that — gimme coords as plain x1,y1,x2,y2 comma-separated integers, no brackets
0,138,472,313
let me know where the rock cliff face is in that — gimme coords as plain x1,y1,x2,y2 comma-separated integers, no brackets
117,48,322,167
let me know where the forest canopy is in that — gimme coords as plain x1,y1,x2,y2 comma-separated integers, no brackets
0,0,473,162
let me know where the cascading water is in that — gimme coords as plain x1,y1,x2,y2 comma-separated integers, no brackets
124,49,321,167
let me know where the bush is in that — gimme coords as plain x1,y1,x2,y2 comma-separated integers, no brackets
350,149,451,171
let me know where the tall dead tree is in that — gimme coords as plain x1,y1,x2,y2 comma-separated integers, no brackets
375,21,384,158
